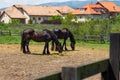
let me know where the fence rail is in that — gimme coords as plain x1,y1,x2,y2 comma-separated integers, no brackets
84,35,105,43
0,30,20,36
0,30,11,36
35,59,109,80
62,59,109,80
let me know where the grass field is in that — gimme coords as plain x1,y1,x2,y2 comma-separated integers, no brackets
0,35,109,50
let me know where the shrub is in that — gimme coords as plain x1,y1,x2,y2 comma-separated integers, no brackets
9,19,21,24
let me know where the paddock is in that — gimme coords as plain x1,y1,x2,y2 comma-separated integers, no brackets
0,44,108,80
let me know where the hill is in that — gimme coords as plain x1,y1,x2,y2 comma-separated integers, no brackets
0,1,120,10
39,1,120,9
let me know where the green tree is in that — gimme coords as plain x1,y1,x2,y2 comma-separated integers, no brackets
0,22,9,30
28,19,33,24
116,13,120,23
62,13,77,25
9,19,21,24
48,15,62,21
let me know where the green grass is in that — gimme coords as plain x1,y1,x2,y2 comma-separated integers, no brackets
76,41,109,50
0,35,109,50
0,36,20,44
0,36,45,45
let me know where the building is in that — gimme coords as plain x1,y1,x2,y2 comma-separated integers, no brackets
96,1,120,19
72,1,120,22
0,5,74,24
72,4,107,22
0,6,26,23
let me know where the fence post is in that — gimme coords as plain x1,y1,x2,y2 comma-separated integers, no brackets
107,33,120,80
110,33,120,80
62,67,80,80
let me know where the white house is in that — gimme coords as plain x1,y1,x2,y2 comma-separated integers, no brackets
72,1,120,22
0,6,26,23
72,4,108,22
0,5,74,24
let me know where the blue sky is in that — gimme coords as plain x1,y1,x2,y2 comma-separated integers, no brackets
0,0,119,8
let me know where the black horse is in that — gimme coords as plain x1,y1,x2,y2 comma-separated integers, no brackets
51,28,76,51
21,28,62,54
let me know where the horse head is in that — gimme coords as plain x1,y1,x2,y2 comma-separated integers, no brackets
70,41,75,50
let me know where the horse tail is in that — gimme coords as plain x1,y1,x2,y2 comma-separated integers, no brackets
21,32,26,51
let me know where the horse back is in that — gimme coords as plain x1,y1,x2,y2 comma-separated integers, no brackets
32,31,51,42
53,28,69,39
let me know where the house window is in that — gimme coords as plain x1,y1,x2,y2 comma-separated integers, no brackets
94,8,98,12
38,17,41,20
98,9,101,12
33,17,35,20
80,9,85,12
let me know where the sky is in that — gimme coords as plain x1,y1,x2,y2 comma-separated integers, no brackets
0,0,119,8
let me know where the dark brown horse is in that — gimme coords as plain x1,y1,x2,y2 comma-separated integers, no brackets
51,28,76,51
21,28,62,54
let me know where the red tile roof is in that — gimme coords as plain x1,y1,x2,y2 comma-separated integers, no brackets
97,1,120,12
72,4,106,15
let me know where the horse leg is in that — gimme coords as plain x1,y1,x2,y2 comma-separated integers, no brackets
46,42,50,55
63,39,68,51
43,42,47,55
26,41,31,54
23,40,27,53
51,41,54,51
23,43,26,53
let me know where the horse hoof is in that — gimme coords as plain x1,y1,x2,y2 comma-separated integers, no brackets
65,49,68,51
47,53,50,55
43,53,46,55
23,51,27,54
27,52,31,54
51,48,54,51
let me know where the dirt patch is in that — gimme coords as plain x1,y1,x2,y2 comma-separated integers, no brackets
0,44,109,80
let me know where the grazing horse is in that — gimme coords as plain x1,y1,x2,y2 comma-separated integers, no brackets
51,28,76,51
21,28,62,54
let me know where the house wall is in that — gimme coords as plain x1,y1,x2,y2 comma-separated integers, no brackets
30,16,49,24
75,14,109,22
23,11,30,24
17,8,30,24
19,9,50,24
0,13,11,23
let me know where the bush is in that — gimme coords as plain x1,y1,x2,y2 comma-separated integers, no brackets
9,19,21,24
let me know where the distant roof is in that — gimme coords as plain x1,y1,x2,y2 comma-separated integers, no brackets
4,6,26,18
14,5,71,16
52,6,75,14
97,1,120,12
15,5,61,16
83,4,103,8
72,4,106,15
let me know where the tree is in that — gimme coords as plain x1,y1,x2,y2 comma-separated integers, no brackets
48,15,62,21
9,19,21,24
62,13,77,25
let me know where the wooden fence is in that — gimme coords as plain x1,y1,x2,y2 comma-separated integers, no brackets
35,33,120,80
83,35,105,43
0,30,11,36
0,30,20,36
